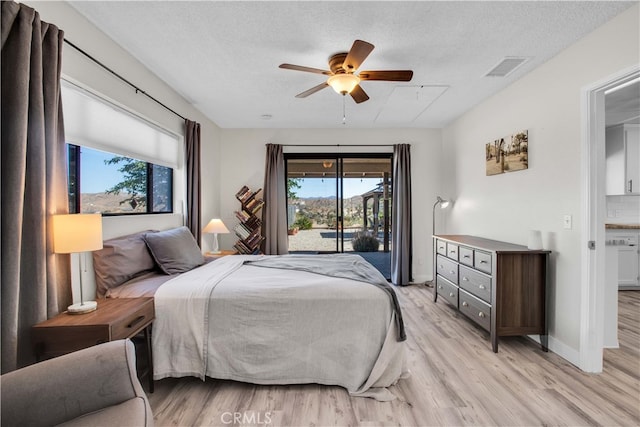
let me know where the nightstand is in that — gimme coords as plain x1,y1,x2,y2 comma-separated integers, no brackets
205,249,238,259
32,297,155,392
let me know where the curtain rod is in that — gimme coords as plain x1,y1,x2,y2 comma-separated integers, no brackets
63,39,187,121
278,144,397,147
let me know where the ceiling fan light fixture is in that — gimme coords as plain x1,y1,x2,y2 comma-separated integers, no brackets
327,73,360,95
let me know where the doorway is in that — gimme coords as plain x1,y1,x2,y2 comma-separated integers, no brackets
581,66,639,373
285,154,393,279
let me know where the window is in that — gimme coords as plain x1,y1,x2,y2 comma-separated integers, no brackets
67,144,173,215
61,80,181,216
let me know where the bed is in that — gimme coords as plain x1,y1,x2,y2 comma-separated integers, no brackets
93,227,408,401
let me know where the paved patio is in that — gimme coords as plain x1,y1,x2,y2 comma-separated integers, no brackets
288,228,391,279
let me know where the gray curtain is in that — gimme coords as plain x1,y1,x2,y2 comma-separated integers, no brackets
185,119,201,247
391,144,412,285
261,144,288,255
1,2,71,372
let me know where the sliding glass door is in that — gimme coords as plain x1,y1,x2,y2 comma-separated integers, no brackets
286,156,340,252
285,154,392,278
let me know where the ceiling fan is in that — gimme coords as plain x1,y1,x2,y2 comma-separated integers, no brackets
279,40,413,104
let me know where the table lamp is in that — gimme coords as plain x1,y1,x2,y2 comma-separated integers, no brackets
52,213,103,314
203,218,229,254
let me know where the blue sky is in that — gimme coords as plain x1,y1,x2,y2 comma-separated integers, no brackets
80,147,124,193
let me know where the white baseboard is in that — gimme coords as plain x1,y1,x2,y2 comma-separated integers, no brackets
528,334,581,369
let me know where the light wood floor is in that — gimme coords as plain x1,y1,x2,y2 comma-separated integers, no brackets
148,287,640,426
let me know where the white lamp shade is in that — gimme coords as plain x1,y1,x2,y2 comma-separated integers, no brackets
52,214,103,254
203,219,230,234
327,74,361,94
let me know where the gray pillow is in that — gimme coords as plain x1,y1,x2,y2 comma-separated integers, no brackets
143,226,204,275
92,231,157,298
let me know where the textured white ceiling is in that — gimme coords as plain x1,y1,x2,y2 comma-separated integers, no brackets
67,1,634,129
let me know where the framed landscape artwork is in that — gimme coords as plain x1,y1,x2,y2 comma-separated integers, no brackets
486,130,528,176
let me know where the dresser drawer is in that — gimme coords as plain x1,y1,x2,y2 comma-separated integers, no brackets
436,275,458,308
111,299,155,340
446,243,459,261
436,254,458,284
459,289,491,332
459,265,492,303
459,246,474,267
436,239,447,256
474,250,492,274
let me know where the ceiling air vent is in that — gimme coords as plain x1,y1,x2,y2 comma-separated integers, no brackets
485,57,529,77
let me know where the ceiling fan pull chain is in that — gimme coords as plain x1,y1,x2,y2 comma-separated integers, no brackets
342,95,347,125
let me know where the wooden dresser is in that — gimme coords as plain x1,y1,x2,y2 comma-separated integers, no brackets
433,235,550,352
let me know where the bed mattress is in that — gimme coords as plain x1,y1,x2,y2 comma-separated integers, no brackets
117,254,407,400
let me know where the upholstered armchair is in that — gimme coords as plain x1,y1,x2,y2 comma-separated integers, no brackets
1,339,153,426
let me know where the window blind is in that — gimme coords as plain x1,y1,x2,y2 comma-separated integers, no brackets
61,81,181,169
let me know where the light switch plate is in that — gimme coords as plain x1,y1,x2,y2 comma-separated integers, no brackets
563,214,572,229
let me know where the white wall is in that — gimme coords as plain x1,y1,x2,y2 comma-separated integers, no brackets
217,128,442,282
441,5,639,363
26,1,223,298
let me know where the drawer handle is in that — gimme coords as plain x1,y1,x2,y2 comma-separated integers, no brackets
449,270,455,275
438,285,443,290
449,293,455,297
478,312,486,318
462,301,469,307
449,250,456,253
462,276,469,281
439,264,443,269
479,285,486,290
127,315,146,329
463,255,470,258
480,260,488,264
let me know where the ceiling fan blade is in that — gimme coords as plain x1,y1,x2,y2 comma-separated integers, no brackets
350,85,369,104
279,63,332,75
359,70,414,81
343,40,375,72
295,82,329,98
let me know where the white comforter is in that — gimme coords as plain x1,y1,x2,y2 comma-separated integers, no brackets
152,255,407,400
